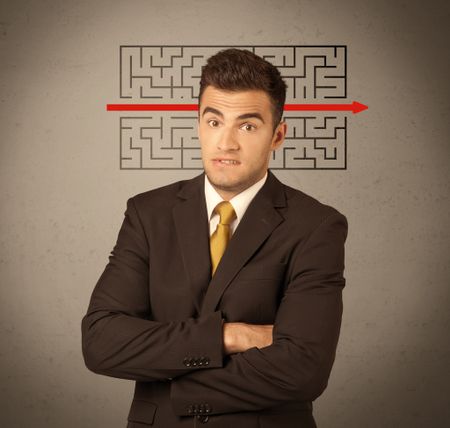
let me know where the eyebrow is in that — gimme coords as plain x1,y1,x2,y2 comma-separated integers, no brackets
201,106,265,124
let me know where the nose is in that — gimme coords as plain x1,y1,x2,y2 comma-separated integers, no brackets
217,127,239,151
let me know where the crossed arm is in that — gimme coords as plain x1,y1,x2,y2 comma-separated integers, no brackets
82,197,347,416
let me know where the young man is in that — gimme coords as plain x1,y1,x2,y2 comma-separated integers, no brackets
82,49,348,428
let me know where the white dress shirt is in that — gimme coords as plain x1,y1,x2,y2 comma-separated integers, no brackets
204,172,268,236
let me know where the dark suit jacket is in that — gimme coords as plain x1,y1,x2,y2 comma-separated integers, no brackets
81,171,348,428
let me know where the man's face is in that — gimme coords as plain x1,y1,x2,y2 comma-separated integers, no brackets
198,86,286,200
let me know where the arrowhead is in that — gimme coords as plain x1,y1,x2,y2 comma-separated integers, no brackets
352,101,368,114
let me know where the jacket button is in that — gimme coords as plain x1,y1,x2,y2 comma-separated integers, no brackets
187,405,193,414
183,357,190,367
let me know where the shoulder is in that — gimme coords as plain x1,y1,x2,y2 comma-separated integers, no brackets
286,184,344,216
274,178,347,233
127,174,203,212
278,184,348,250
268,171,344,218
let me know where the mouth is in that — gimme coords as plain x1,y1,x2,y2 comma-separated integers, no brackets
213,159,240,166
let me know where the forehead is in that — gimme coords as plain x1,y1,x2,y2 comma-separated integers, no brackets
200,86,273,117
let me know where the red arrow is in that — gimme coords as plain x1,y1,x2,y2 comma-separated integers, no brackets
106,101,368,114
107,104,198,111
284,101,368,114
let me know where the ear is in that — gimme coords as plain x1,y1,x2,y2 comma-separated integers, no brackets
270,121,287,151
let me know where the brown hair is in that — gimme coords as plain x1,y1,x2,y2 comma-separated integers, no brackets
199,48,287,130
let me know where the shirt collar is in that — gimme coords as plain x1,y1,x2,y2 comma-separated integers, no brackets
204,172,268,222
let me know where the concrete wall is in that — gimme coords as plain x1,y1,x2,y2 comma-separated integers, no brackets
1,0,449,426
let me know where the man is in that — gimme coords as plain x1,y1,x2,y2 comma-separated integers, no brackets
82,48,348,428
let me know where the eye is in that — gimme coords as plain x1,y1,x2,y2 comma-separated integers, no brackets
207,119,220,128
240,123,256,132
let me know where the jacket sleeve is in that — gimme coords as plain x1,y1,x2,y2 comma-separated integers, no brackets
81,197,224,382
170,212,348,415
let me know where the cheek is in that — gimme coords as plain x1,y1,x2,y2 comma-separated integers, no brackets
245,138,273,160
199,126,217,146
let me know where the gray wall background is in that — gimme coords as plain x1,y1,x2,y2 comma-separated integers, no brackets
1,0,449,426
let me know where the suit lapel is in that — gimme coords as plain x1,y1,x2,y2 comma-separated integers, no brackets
200,171,286,316
173,174,211,314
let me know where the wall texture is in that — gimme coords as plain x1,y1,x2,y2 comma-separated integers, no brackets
1,0,449,427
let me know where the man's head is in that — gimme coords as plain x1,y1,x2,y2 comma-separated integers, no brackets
199,49,287,130
198,49,288,200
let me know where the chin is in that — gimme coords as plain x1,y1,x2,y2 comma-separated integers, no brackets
207,175,238,192
210,178,237,191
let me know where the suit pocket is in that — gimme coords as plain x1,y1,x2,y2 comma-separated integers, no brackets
127,399,157,426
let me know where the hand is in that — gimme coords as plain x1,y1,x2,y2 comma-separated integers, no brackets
223,322,273,355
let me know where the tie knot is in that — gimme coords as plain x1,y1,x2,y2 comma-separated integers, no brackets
214,201,236,226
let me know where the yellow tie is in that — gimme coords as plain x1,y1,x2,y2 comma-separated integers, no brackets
210,201,236,275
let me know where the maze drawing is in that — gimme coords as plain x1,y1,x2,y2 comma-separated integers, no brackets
120,115,201,169
118,45,348,170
